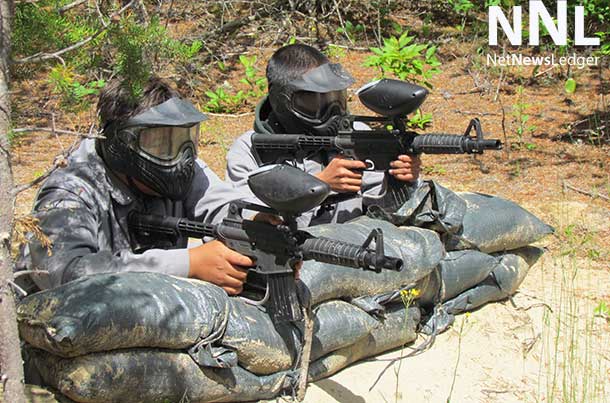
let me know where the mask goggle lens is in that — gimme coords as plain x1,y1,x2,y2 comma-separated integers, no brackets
135,125,199,160
292,90,347,120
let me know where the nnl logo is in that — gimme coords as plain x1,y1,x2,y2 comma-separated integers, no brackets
489,1,600,46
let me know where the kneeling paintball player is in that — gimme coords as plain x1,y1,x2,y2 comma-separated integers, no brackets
17,77,254,295
225,44,422,227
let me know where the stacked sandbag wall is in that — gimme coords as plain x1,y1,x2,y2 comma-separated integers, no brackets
19,217,439,402
18,181,552,402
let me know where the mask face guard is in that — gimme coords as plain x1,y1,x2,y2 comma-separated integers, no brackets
287,63,354,128
268,62,355,136
118,125,200,166
110,97,207,166
122,97,208,128
291,89,347,122
290,63,355,93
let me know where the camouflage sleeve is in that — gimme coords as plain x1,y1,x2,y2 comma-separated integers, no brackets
29,187,190,288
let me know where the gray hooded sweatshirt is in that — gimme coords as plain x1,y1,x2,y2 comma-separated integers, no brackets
225,97,417,227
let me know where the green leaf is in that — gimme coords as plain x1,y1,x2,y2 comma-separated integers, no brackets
565,78,577,94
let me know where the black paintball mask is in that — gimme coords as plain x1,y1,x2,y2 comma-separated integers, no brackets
269,62,355,136
100,97,207,200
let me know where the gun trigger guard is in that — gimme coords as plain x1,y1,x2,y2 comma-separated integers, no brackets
239,283,270,307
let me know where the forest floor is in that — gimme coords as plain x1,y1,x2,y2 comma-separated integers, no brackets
9,30,610,403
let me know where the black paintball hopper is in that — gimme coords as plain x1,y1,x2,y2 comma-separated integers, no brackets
357,79,428,117
247,164,330,215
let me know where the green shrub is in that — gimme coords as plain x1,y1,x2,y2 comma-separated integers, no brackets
364,29,442,89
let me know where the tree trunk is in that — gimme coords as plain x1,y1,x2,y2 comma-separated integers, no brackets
0,0,26,401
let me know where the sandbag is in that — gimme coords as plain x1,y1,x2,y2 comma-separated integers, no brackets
367,180,466,234
444,193,554,253
221,299,378,374
26,347,292,403
17,273,230,357
419,249,499,306
349,249,497,315
422,246,544,334
309,303,421,381
19,271,383,376
302,216,444,305
221,299,296,375
368,180,553,253
310,300,379,361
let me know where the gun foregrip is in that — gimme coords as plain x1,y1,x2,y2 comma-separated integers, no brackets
411,134,502,154
302,237,402,272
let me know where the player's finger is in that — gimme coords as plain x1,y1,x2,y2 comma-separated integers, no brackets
223,285,243,295
340,159,369,170
225,249,254,267
226,265,249,281
339,168,363,179
340,177,362,187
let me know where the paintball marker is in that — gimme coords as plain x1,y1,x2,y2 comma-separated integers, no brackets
128,164,402,323
252,79,502,171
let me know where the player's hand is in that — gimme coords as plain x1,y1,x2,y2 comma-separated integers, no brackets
389,154,421,183
316,157,368,193
188,240,253,295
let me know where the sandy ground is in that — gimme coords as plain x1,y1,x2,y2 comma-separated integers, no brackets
291,256,610,403
8,42,610,403
273,201,610,403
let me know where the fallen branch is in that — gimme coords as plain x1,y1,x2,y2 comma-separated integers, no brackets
12,164,61,197
12,127,104,139
563,181,610,202
12,141,82,197
452,109,500,117
196,9,271,43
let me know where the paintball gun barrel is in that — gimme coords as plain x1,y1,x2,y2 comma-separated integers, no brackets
128,165,402,323
252,79,502,170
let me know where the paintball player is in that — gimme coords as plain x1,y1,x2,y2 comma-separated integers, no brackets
225,44,422,226
17,77,253,295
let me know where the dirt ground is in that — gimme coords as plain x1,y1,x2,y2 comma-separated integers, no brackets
9,43,610,402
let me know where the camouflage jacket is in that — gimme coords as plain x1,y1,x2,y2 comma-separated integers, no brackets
19,139,243,289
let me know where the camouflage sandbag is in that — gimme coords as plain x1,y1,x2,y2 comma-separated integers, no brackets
369,180,553,253
442,246,543,314
418,249,499,306
444,194,554,253
26,347,292,403
422,246,543,334
310,300,379,361
352,249,498,313
223,299,380,374
367,180,466,234
221,298,296,375
17,272,230,358
18,270,382,376
302,216,444,305
309,303,421,381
